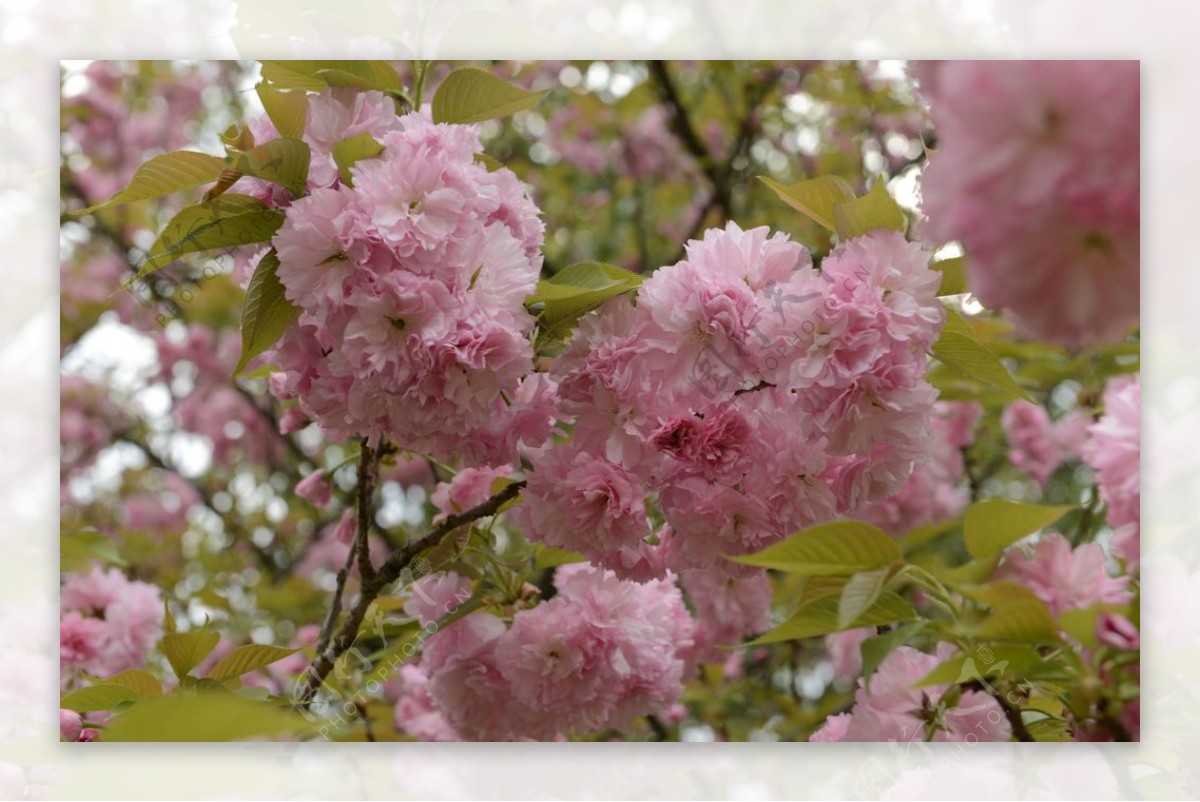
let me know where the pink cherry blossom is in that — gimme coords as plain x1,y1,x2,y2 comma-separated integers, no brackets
513,445,650,569
404,572,473,627
430,466,514,523
1001,400,1064,488
1082,375,1140,565
680,568,773,665
60,567,162,678
917,61,1139,347
995,533,1132,616
295,469,333,506
812,644,1011,742
60,709,83,742
266,111,544,457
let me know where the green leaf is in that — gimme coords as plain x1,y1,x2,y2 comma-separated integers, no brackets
75,150,227,214
60,683,141,713
256,81,309,139
912,644,1043,688
752,590,916,645
231,138,310,196
432,67,547,124
932,554,1001,588
61,530,125,572
207,644,301,682
101,691,315,742
933,256,968,296
92,669,163,698
964,581,1061,643
161,628,220,679
534,546,588,572
731,520,902,576
837,567,891,630
331,133,384,187
931,307,1032,402
832,178,907,240
1025,716,1072,741
758,175,855,232
526,261,644,334
963,500,1075,560
131,195,284,281
235,250,301,376
260,60,405,94
1058,603,1127,648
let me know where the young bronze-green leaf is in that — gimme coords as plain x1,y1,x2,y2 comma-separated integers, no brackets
432,67,547,124
131,195,284,281
235,251,301,375
75,150,227,214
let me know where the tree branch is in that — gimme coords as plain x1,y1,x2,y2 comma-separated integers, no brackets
964,679,1035,742
294,479,527,708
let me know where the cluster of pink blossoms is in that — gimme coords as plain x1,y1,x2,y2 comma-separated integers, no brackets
853,400,981,535
916,61,1140,347
1082,375,1140,565
261,93,554,462
996,533,1132,617
1000,400,1091,488
812,643,1011,742
60,567,162,679
392,566,693,741
516,222,944,578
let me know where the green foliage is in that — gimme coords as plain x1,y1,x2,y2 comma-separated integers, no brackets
731,520,902,576
837,567,892,629
259,60,405,95
75,150,228,213
61,683,142,713
932,307,1032,401
161,628,221,679
235,250,301,375
963,499,1075,559
831,178,907,240
431,67,548,124
256,81,309,139
61,529,125,572
230,138,311,196
207,644,301,682
759,175,855,232
94,668,164,697
933,256,968,296
912,644,1044,688
331,133,384,187
962,581,1061,644
101,691,315,742
131,195,284,280
752,590,917,644
526,261,644,335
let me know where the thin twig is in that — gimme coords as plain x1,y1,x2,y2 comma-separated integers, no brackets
295,480,527,708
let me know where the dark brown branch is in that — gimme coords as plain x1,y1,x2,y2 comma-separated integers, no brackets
964,679,1035,742
295,479,527,708
354,440,378,582
648,61,730,215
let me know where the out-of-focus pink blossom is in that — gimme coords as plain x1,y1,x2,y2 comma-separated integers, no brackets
995,533,1132,616
918,61,1139,347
